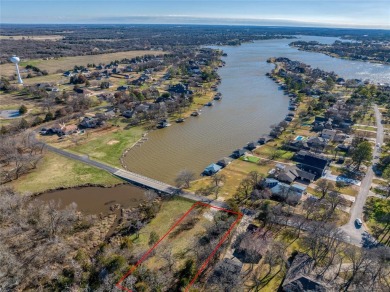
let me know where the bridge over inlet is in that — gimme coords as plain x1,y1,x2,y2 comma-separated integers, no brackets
45,144,227,208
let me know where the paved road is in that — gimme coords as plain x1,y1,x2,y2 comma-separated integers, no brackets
340,104,384,247
44,144,229,209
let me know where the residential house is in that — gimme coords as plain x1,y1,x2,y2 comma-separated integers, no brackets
79,117,102,128
207,259,242,287
334,132,347,143
168,83,193,95
122,110,134,118
294,150,330,178
233,227,272,264
275,164,316,183
48,123,78,136
269,181,304,203
281,253,331,292
306,136,328,151
321,129,337,141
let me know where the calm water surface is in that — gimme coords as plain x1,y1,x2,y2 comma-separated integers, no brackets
38,185,146,214
123,36,390,184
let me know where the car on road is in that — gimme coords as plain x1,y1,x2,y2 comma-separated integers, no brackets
355,218,363,227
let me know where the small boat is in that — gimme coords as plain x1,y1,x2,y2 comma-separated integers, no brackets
204,102,214,107
176,118,185,123
214,93,222,101
191,110,200,116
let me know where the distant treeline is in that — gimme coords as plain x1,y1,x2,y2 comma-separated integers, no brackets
1,24,389,64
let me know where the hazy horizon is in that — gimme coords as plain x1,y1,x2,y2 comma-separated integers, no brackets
1,0,389,30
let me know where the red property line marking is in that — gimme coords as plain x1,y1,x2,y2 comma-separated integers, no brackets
185,213,242,291
116,201,242,292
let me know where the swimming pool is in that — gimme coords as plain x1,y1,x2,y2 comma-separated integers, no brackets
295,135,304,141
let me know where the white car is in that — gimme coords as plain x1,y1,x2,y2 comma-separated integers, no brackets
355,218,363,227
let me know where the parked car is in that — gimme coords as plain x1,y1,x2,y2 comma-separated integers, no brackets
355,218,363,227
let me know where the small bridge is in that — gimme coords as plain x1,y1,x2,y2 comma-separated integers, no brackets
113,169,179,195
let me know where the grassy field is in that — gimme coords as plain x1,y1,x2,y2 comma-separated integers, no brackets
10,151,122,194
1,50,164,76
66,124,145,167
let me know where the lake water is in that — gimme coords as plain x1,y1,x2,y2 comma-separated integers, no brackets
38,185,146,215
122,35,390,184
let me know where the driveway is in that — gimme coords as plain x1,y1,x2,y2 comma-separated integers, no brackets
324,171,361,186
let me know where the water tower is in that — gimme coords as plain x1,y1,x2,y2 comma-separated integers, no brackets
10,55,23,84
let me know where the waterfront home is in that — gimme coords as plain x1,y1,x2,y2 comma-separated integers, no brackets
294,150,330,178
203,163,222,176
232,149,247,158
217,157,233,168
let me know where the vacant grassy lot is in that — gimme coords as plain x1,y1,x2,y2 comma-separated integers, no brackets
1,50,164,76
129,198,208,271
10,151,122,194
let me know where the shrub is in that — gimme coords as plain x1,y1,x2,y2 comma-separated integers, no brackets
19,105,27,114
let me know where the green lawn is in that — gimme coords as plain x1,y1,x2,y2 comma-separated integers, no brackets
69,125,144,167
240,155,261,163
11,152,122,194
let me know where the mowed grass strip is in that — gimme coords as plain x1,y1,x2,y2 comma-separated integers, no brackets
11,152,122,193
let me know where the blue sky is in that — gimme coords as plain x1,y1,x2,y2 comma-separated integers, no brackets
1,0,389,28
